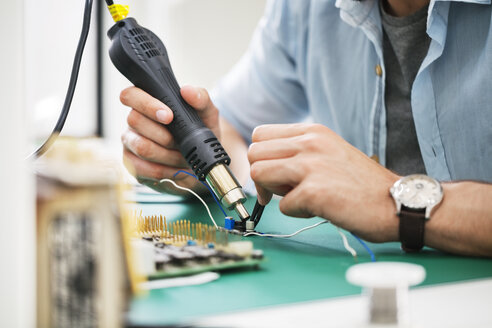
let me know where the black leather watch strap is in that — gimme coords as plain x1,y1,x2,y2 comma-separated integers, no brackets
399,205,426,252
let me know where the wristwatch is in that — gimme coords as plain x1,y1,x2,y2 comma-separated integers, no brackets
390,174,443,252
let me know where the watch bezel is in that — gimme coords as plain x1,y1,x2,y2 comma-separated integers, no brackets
390,174,443,219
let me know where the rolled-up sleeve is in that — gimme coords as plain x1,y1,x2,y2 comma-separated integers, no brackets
211,0,309,144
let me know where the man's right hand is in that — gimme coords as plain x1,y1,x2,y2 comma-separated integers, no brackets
120,85,221,193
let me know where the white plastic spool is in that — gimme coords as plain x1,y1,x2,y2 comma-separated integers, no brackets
346,262,426,327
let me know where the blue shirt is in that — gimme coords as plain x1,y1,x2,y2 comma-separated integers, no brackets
211,0,492,183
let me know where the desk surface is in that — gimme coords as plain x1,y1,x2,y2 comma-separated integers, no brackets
128,194,492,326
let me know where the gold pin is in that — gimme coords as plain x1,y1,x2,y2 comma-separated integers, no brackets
180,221,184,242
176,221,180,241
163,216,167,236
179,220,183,241
159,215,163,237
152,215,156,235
151,216,156,235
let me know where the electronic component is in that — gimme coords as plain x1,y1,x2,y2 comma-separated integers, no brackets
36,138,136,328
224,216,235,230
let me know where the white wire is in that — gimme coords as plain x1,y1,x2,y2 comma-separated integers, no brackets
243,221,327,238
337,228,358,259
156,179,357,260
158,178,218,229
243,220,358,260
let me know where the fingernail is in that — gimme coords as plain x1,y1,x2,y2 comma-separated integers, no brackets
186,85,200,99
156,110,169,124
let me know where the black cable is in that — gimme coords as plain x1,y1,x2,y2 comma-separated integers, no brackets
96,0,104,137
27,0,94,160
105,0,114,6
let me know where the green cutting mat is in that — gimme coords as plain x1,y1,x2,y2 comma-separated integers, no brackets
128,194,492,326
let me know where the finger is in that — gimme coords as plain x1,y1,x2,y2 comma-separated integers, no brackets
279,183,315,218
252,123,312,142
248,137,300,163
180,85,218,128
255,184,273,206
127,109,176,149
122,129,188,167
250,158,303,188
123,149,184,181
120,86,173,124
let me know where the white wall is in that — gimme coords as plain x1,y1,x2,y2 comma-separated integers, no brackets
0,1,35,327
102,0,266,152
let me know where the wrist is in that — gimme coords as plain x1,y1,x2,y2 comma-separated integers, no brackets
383,174,401,242
358,171,400,243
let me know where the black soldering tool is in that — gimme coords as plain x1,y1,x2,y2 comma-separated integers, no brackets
105,2,250,221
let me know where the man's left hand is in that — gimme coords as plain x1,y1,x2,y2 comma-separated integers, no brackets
248,123,400,243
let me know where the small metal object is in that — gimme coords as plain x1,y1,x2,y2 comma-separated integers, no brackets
245,220,255,232
206,164,249,220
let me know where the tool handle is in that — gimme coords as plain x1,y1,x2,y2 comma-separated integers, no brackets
108,18,230,179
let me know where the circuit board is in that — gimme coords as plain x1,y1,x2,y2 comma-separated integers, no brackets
132,213,264,279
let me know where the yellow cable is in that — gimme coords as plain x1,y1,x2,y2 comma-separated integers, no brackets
108,4,130,22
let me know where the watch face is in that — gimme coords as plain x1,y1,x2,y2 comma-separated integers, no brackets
391,175,443,210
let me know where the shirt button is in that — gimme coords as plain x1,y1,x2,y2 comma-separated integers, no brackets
370,155,380,163
375,64,383,76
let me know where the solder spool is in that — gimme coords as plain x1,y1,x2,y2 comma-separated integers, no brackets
346,262,426,327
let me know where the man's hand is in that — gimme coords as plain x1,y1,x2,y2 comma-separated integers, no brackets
120,85,220,193
248,123,400,243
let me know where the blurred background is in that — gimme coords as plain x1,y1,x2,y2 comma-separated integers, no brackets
26,0,266,155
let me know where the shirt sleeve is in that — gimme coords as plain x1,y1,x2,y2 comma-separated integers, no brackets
210,0,309,144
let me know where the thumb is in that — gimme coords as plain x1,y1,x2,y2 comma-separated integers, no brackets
256,183,273,206
180,85,219,130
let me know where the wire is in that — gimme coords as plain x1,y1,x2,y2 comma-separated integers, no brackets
244,221,359,261
105,0,114,5
173,170,227,217
337,228,357,259
170,170,375,261
27,0,94,160
351,233,376,262
243,220,327,238
158,178,218,229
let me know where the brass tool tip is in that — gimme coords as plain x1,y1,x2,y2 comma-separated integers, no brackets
234,202,250,221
